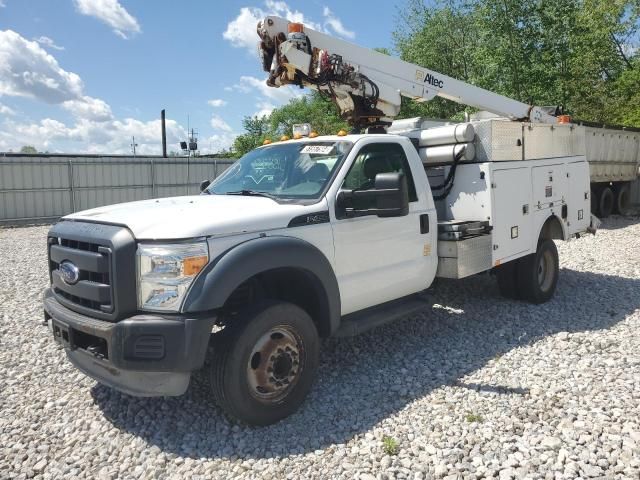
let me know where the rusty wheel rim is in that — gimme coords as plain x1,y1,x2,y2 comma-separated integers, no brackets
246,325,304,403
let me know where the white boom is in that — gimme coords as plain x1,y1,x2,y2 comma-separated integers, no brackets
257,16,557,128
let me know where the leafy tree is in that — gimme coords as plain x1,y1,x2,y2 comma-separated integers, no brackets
20,145,38,154
232,115,272,157
394,0,640,126
231,92,347,157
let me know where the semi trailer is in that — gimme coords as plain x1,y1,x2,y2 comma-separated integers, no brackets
582,123,640,217
43,16,609,425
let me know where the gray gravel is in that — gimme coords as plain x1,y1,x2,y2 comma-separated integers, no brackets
1,216,640,479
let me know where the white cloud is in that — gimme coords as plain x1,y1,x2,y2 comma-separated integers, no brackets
201,133,236,154
0,30,83,103
0,103,16,115
33,36,65,51
227,75,302,118
254,101,275,118
0,30,117,123
223,0,322,54
231,75,302,103
207,98,227,108
0,1,6,8
0,116,187,155
0,29,200,155
74,0,141,39
210,114,233,132
62,95,114,122
322,7,355,39
219,73,305,123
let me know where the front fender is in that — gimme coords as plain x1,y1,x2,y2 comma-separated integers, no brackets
182,236,341,334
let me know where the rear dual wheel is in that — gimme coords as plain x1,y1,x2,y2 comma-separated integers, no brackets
598,186,614,218
615,183,631,216
497,239,559,304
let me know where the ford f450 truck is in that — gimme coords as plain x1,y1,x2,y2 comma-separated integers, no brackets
44,17,598,425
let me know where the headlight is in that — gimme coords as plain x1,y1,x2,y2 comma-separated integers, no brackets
136,242,209,312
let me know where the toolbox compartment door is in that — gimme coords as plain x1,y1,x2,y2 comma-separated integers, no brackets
566,161,591,233
532,163,567,208
491,167,533,262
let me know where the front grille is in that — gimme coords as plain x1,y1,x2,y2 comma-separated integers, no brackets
48,221,137,321
49,237,114,313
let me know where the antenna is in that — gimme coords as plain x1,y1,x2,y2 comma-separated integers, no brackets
131,136,138,157
181,115,199,156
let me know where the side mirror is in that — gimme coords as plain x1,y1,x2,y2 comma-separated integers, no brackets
199,179,211,192
336,172,409,218
374,172,409,217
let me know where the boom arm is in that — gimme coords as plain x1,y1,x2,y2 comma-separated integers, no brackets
257,16,556,129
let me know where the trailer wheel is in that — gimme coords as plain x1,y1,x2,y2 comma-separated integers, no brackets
615,183,630,215
208,301,319,426
496,260,520,299
517,239,559,304
598,186,614,218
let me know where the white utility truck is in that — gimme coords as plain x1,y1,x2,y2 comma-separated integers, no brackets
44,17,598,425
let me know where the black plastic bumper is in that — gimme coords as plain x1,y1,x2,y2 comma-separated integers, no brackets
43,288,217,396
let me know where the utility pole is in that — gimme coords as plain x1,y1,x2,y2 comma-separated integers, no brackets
131,136,138,157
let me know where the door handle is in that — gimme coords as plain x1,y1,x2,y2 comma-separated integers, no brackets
420,214,429,234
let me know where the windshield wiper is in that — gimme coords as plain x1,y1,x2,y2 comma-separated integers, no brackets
225,189,279,200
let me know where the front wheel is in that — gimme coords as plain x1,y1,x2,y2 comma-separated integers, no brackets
208,301,319,425
517,239,559,304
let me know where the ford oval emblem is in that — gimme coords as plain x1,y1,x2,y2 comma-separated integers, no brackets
59,261,80,285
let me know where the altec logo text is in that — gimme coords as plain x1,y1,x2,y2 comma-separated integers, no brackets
424,73,444,89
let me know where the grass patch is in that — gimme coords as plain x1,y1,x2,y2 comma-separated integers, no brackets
465,412,484,423
382,435,400,456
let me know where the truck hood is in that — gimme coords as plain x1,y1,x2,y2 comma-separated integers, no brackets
64,195,325,239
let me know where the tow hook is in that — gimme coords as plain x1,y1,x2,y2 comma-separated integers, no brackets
86,345,105,360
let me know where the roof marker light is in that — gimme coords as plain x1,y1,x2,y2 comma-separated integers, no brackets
288,22,304,33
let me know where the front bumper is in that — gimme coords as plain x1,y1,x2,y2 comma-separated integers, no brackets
43,288,216,396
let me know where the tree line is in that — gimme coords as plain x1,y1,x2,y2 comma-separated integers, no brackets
232,0,640,157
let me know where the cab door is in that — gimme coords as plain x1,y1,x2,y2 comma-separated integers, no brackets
328,139,436,315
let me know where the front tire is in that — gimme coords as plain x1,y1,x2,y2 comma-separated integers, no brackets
209,301,319,426
517,239,559,304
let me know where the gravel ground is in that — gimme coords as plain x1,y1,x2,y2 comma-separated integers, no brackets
1,216,640,480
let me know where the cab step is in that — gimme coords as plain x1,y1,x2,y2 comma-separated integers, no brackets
334,293,430,337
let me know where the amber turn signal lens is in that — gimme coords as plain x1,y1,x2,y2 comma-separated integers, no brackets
309,131,319,138
183,255,207,276
293,132,302,139
337,129,348,136
288,22,304,33
262,139,272,145
280,135,290,141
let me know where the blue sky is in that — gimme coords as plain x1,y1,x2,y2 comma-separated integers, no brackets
0,0,403,154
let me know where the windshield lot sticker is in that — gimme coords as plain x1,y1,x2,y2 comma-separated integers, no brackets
301,145,334,155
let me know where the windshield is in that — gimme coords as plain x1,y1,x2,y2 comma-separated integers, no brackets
206,141,352,201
